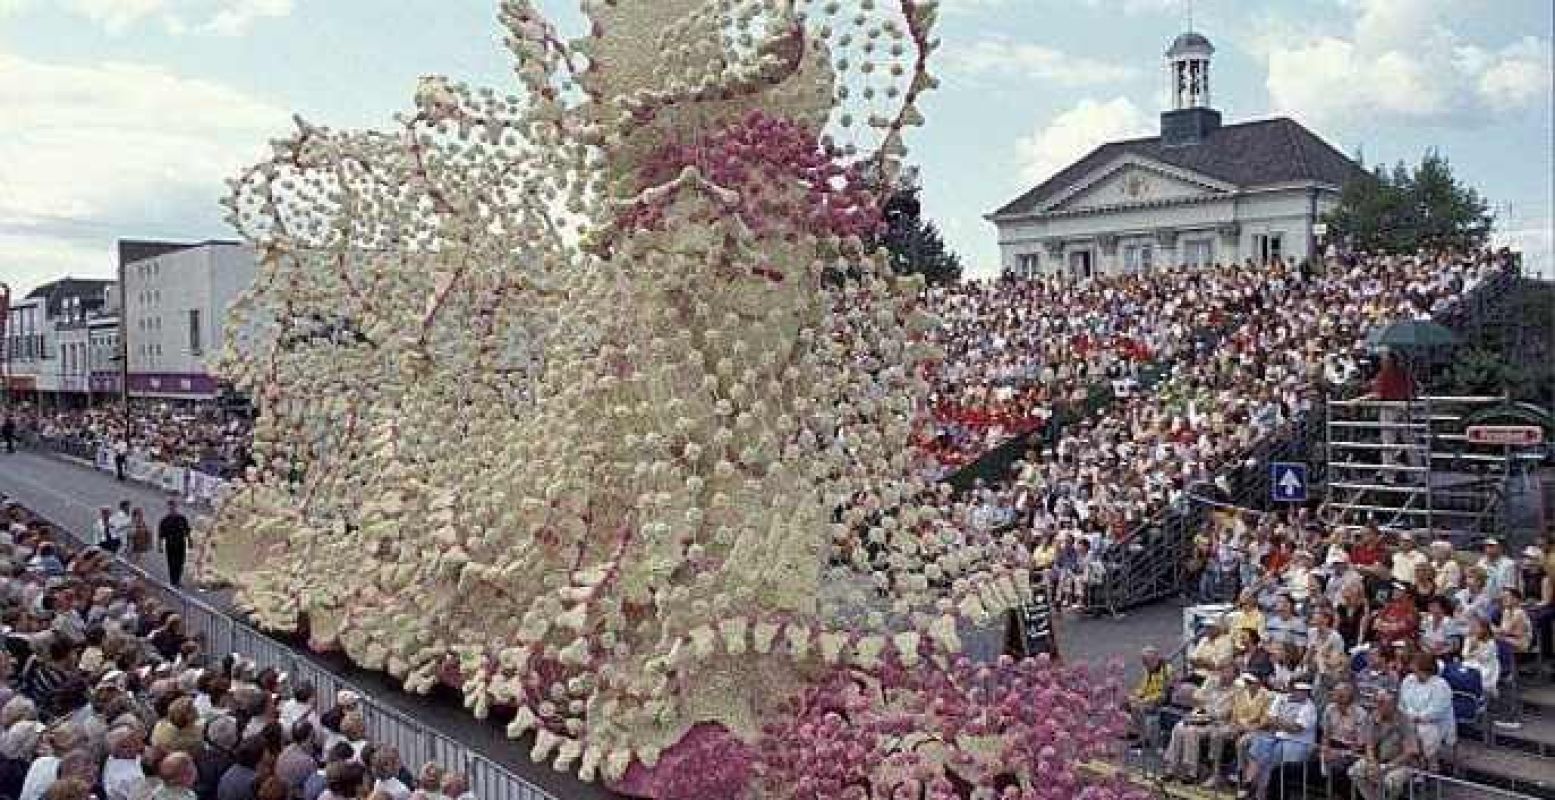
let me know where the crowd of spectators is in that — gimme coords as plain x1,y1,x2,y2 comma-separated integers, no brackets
1130,506,1553,799
916,268,1241,471
898,250,1516,611
0,497,480,800
8,405,250,479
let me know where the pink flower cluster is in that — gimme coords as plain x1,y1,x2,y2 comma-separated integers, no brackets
623,110,883,244
625,723,756,800
738,655,1152,800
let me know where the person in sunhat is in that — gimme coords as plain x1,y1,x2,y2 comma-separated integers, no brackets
1477,539,1517,596
1427,539,1461,593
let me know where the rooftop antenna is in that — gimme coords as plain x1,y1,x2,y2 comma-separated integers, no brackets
1187,0,1195,32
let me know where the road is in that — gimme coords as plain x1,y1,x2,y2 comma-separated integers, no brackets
0,448,1184,791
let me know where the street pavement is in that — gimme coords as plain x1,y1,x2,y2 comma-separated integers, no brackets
0,448,1184,793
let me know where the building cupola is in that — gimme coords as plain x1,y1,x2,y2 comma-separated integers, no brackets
1161,30,1221,147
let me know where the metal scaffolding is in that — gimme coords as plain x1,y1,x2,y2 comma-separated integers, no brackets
1323,395,1511,544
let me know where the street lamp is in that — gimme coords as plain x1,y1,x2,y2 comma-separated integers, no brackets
0,281,10,415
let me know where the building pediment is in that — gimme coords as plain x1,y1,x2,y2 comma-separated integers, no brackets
1040,154,1237,214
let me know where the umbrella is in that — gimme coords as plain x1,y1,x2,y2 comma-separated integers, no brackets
1365,319,1460,351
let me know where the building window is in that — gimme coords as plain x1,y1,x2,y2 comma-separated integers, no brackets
1255,233,1284,264
1183,239,1215,268
1067,250,1093,280
1123,244,1154,274
1015,253,1040,276
189,309,202,355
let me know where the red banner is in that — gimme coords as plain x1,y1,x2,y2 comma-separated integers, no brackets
1465,425,1544,446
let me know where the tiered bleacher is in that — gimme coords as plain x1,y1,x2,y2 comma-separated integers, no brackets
922,250,1516,613
918,268,1248,473
1131,506,1552,799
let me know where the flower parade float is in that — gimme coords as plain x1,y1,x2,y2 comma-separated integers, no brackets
198,2,1147,798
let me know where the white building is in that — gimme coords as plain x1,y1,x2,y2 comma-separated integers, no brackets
87,315,121,396
121,239,257,400
3,296,48,397
4,278,114,404
989,30,1368,280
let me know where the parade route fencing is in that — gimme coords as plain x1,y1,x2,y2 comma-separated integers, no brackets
21,501,565,800
23,433,234,508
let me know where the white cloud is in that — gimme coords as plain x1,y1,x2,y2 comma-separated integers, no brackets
0,50,288,292
1472,37,1555,111
200,0,291,35
1263,0,1553,129
1347,0,1437,51
1014,97,1153,184
945,0,1180,16
938,0,1008,13
0,232,115,295
3,0,293,35
1494,206,1555,280
940,38,1138,86
62,0,167,33
1079,0,1184,14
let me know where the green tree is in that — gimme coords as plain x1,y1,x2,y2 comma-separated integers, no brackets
1325,149,1491,254
878,186,963,285
1411,150,1493,252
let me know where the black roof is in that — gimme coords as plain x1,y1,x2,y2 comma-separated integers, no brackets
992,116,1369,218
1167,31,1213,56
117,239,198,268
25,278,113,320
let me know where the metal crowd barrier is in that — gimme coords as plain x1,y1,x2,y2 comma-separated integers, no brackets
22,432,98,461
1403,772,1540,800
21,434,233,508
27,503,564,800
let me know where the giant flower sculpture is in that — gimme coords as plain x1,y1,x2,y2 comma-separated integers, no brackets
201,1,1112,796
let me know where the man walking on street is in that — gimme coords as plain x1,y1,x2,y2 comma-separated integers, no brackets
158,497,191,587
1,414,15,454
114,437,129,481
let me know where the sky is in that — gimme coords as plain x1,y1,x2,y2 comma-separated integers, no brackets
0,0,1550,295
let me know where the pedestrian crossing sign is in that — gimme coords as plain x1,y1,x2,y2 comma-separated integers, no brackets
1270,462,1308,502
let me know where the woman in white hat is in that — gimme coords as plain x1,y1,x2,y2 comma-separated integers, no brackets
1427,540,1461,593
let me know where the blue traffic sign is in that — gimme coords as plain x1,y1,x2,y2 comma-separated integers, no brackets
1270,462,1308,502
